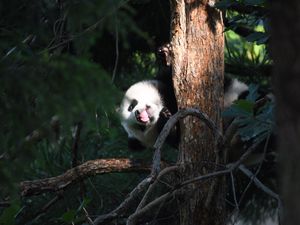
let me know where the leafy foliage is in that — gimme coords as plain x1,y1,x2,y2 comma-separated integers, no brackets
217,0,277,222
0,0,276,224
0,0,162,224
223,85,274,143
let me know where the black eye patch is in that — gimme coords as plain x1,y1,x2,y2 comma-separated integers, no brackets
128,99,138,112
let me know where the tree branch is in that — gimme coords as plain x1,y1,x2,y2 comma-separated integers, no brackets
238,164,280,201
93,166,178,225
127,191,173,225
94,137,270,225
152,108,223,175
135,166,178,212
93,177,152,225
33,194,63,219
20,159,151,197
126,143,265,224
72,121,82,167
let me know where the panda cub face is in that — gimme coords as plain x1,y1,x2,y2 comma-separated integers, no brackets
119,80,165,148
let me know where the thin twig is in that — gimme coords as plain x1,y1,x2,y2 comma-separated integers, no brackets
83,207,95,225
127,165,231,225
236,134,271,205
111,19,119,83
230,171,239,211
93,177,152,225
238,165,280,201
106,140,267,225
94,166,178,225
135,166,178,212
239,164,282,222
40,0,130,54
152,108,223,175
33,194,63,219
1,35,34,60
0,152,7,160
72,122,82,168
71,121,86,198
127,192,173,225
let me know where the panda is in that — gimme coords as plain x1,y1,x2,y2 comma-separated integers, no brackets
119,77,249,150
119,44,249,150
119,79,178,150
224,77,249,108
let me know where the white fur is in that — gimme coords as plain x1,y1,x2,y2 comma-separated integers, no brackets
120,78,248,148
224,78,248,108
119,80,165,148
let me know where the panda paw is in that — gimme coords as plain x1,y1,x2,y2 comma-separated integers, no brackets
160,107,172,119
157,43,172,67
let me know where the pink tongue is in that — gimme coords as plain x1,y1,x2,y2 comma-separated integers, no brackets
139,110,149,122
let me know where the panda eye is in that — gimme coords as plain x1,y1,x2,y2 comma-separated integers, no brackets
128,99,138,112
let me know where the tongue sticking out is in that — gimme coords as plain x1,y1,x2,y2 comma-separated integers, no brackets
139,110,150,123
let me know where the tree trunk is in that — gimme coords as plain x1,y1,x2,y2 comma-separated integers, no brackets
271,1,300,225
170,0,225,224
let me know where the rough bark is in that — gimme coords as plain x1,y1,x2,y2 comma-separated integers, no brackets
271,1,300,225
170,0,225,224
20,159,150,197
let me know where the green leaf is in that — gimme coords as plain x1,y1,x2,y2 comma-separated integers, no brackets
246,84,259,102
245,32,269,44
235,100,255,113
223,104,251,118
0,202,20,225
77,198,91,212
61,210,77,223
232,101,274,142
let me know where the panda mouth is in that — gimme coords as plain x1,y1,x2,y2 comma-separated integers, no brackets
135,109,151,124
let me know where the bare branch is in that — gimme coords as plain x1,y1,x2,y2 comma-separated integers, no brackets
136,166,178,212
111,21,119,83
230,172,239,211
33,194,62,220
20,159,151,197
223,118,239,148
83,207,95,225
39,0,130,54
95,131,265,225
127,166,231,225
0,152,7,160
72,122,82,167
127,192,173,225
237,133,271,205
152,108,223,175
93,177,152,225
238,165,280,201
122,140,266,225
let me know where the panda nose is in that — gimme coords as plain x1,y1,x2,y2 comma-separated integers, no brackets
135,110,140,116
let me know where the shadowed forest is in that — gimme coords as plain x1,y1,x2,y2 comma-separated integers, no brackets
0,0,298,225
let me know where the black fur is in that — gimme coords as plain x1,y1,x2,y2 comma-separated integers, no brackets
128,137,146,151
